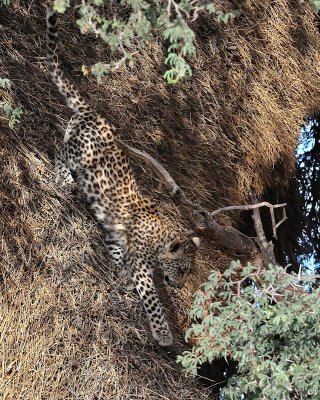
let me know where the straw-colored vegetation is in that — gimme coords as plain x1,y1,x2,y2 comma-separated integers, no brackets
1,1,320,399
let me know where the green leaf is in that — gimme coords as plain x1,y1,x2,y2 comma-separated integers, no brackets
53,0,70,13
0,0,11,6
313,0,320,12
0,78,11,88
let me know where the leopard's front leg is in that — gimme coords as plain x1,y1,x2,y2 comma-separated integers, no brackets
105,237,126,269
55,143,74,187
132,266,173,346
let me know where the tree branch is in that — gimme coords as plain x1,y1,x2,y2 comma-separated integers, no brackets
212,202,287,239
117,139,201,219
117,138,287,266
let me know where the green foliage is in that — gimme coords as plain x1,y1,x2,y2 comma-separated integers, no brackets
54,0,70,13
53,0,239,83
0,78,11,89
312,0,320,12
3,1,320,82
299,0,320,12
0,102,23,129
51,0,320,83
178,261,320,399
0,78,23,129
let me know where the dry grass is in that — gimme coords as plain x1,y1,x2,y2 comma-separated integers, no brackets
0,132,215,399
1,0,320,398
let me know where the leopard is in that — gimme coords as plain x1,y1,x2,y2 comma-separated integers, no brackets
46,9,200,346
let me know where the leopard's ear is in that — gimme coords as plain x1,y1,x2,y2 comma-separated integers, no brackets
191,236,201,249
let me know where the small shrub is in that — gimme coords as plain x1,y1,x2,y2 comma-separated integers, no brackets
178,261,320,399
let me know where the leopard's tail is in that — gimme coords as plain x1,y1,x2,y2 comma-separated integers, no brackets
46,9,91,113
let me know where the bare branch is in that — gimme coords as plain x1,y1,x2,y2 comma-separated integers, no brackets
212,201,287,240
250,196,276,266
117,139,259,260
117,139,286,267
275,207,287,232
211,202,287,216
116,138,200,215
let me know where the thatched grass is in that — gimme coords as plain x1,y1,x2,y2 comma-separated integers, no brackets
0,127,216,399
1,0,320,398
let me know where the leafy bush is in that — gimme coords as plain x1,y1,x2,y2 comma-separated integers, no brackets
178,261,320,399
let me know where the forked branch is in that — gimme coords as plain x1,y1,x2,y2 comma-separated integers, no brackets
212,201,287,240
117,138,287,266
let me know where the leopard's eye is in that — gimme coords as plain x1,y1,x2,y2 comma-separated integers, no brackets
169,242,181,252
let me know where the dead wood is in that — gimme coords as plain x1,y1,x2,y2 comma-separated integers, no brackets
118,138,287,266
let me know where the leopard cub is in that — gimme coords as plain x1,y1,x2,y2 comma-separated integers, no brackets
46,9,200,346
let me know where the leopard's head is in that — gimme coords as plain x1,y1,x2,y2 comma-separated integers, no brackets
158,235,200,288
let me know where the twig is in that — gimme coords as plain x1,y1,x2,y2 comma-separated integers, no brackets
275,207,287,234
211,202,286,216
212,202,287,239
167,0,189,20
251,198,276,266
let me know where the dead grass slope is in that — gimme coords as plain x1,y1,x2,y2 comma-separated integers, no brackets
1,1,320,399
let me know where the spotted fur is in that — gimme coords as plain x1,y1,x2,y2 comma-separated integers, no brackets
46,9,200,346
